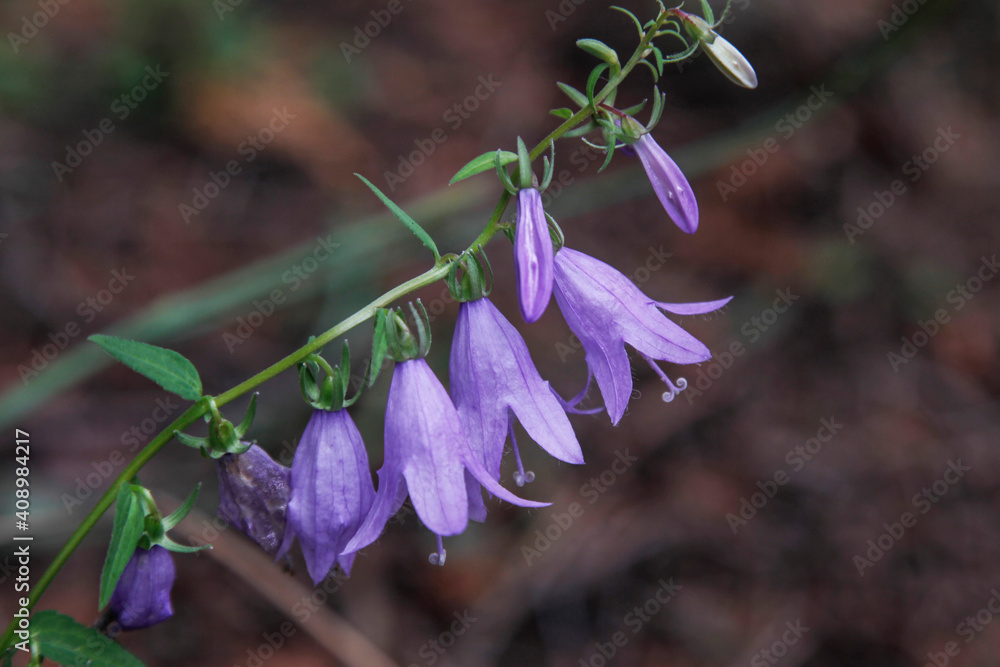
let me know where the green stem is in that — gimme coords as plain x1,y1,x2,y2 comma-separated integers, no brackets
1,12,670,651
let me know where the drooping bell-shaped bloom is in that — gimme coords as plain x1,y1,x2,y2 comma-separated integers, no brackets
633,133,699,234
514,188,554,323
450,297,584,518
553,247,730,425
342,358,548,560
216,443,290,556
278,409,375,583
108,545,175,630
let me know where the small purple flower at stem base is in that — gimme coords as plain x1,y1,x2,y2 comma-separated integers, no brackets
278,409,374,584
633,133,699,234
342,358,548,560
108,545,175,630
216,443,290,556
553,247,730,425
514,188,554,323
449,297,584,518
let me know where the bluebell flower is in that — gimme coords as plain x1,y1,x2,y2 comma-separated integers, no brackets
278,408,375,583
633,133,699,234
108,545,175,630
342,358,548,562
514,188,554,322
450,297,584,518
552,247,730,424
216,443,290,556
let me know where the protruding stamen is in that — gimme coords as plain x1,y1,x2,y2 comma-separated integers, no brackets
428,536,447,566
509,421,534,487
549,369,604,415
641,354,688,402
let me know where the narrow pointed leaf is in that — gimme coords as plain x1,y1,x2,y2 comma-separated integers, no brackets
31,611,145,667
556,82,589,108
450,151,518,184
89,335,202,401
160,484,201,531
549,108,574,120
355,174,439,260
99,483,145,609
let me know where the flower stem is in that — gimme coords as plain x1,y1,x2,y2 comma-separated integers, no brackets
0,13,669,651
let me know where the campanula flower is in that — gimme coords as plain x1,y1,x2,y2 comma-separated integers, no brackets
342,358,547,561
278,408,375,583
216,443,290,556
108,545,175,630
679,12,758,89
514,188,554,322
633,133,699,234
552,247,730,424
450,297,584,517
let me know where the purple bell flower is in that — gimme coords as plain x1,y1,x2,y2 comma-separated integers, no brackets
108,545,175,630
552,247,730,425
277,409,375,583
342,358,548,562
216,443,291,556
514,188,554,323
450,298,583,518
633,133,699,234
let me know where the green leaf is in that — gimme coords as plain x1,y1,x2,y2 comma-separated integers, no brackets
585,63,610,111
556,82,588,108
576,39,620,67
31,611,146,667
98,483,145,609
160,483,200,531
449,151,518,184
156,534,210,554
89,335,202,401
355,174,440,260
549,107,574,120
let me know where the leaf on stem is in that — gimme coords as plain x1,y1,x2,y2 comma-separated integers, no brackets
450,151,518,184
98,483,145,609
31,611,145,667
89,335,202,401
355,174,440,260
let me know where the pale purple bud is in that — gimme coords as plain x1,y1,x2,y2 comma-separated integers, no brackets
514,188,554,322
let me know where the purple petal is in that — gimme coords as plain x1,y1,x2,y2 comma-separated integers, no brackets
634,134,699,234
216,444,290,556
514,188,554,322
656,297,733,315
341,465,404,554
109,546,175,630
283,409,374,584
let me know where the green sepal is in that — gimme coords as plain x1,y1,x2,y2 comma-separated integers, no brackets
699,0,715,25
369,309,389,387
234,393,257,438
89,335,202,401
556,82,589,108
161,484,201,531
596,118,617,173
174,430,208,449
539,141,555,192
98,483,144,609
494,150,517,194
155,533,210,554
576,39,620,70
516,137,532,189
30,611,146,667
355,174,440,260
620,99,648,117
450,150,518,184
585,63,610,112
648,90,666,130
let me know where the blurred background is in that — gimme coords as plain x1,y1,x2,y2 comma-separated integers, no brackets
2,0,999,664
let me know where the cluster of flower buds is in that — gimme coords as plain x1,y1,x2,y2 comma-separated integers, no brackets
189,0,754,588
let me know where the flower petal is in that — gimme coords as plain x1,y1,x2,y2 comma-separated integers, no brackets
634,134,699,234
514,188,554,322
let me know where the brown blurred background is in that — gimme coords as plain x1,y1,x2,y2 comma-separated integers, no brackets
2,0,999,665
